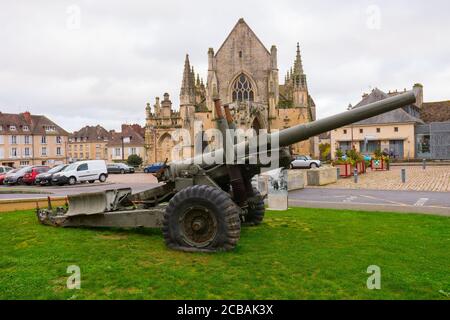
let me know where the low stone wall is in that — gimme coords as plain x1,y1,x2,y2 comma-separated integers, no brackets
306,167,338,186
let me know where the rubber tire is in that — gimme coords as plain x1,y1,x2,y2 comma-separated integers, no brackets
120,169,125,174
310,163,318,169
144,169,148,173
68,177,76,185
163,185,241,253
99,174,107,183
243,188,265,226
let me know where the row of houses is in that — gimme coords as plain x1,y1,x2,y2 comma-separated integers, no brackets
0,111,146,168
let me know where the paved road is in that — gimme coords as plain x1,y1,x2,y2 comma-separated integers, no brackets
289,188,450,216
2,179,450,216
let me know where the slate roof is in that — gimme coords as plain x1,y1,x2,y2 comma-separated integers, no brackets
107,124,145,147
0,111,69,135
70,125,111,142
352,88,424,125
421,101,450,123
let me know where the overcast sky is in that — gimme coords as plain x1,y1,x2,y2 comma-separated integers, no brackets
1,0,449,132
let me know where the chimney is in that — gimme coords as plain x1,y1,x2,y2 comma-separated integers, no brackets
22,111,32,124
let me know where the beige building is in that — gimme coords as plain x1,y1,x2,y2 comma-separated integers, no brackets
68,125,110,162
107,124,146,163
331,85,424,160
0,111,69,168
145,18,316,163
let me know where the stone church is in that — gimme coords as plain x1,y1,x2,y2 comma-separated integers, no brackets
145,18,317,163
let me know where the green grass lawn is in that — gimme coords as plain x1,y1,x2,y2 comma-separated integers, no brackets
0,208,449,300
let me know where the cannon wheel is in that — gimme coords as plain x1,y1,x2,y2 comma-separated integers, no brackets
162,185,241,252
243,188,265,226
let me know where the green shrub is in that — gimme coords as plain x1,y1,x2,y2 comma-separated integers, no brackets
127,154,143,167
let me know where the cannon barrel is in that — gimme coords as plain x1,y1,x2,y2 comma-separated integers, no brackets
167,91,416,174
274,91,416,147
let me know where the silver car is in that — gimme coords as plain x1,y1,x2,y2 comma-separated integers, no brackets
291,155,321,169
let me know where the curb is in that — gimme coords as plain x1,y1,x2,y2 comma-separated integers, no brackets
0,197,66,213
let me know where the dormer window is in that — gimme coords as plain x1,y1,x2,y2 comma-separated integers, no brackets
10,125,16,131
44,125,56,132
23,125,29,131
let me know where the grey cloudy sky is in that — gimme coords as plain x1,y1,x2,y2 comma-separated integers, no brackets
0,0,449,132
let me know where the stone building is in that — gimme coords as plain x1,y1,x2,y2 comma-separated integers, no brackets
145,18,316,163
107,124,146,163
68,125,110,162
0,111,69,167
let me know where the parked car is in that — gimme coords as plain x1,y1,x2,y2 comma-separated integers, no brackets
143,162,165,173
0,168,17,184
22,166,50,185
3,166,32,185
0,166,14,174
52,160,108,186
35,164,68,186
290,155,321,169
107,163,135,174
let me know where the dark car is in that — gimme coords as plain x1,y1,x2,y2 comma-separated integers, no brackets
22,166,50,185
107,163,135,174
35,164,68,186
143,162,165,173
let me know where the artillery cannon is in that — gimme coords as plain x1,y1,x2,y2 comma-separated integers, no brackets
37,91,416,252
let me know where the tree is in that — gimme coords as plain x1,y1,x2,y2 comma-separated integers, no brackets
319,143,331,161
127,154,143,167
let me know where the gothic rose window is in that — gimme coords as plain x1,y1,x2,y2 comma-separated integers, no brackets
232,74,254,102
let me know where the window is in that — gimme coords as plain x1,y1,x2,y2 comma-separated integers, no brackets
232,74,254,102
41,136,47,144
56,147,61,155
44,126,55,132
130,147,137,155
394,127,399,132
10,125,16,131
77,163,88,171
80,152,83,158
24,147,30,157
343,129,347,134
20,161,29,166
41,147,47,156
11,147,18,157
376,128,381,133
79,145,83,151
115,148,121,157
56,136,62,144
239,51,242,58
24,135,30,144
23,125,29,131
359,129,363,134
11,136,17,144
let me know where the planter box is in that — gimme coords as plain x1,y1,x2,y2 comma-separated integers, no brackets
371,159,388,171
335,163,353,177
356,161,366,174
307,167,338,186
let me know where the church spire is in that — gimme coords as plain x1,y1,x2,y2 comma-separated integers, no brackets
180,54,196,106
293,42,304,75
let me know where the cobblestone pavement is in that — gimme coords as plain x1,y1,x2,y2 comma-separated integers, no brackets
319,166,450,192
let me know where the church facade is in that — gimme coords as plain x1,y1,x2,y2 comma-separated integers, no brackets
145,18,317,163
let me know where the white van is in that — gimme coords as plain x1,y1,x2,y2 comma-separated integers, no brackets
52,160,108,186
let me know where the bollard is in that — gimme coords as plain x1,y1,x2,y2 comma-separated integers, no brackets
401,168,406,183
354,168,358,183
422,159,426,170
336,167,340,180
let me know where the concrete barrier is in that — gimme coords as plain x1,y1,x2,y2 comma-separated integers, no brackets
256,169,307,195
287,170,307,191
0,197,66,213
306,167,338,186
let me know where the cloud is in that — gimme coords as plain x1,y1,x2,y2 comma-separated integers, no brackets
0,0,449,131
